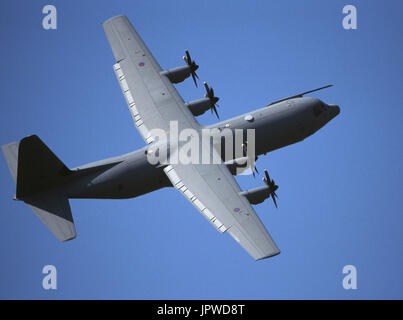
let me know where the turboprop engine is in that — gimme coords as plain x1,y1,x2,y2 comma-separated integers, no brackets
161,50,199,85
186,82,220,118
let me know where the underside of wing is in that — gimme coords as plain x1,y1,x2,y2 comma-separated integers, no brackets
163,163,280,260
103,15,280,261
103,15,200,143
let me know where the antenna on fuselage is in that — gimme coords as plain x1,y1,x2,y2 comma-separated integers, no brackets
268,84,334,106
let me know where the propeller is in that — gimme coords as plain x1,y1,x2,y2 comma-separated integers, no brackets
252,164,259,177
262,169,279,208
203,81,220,119
183,50,199,87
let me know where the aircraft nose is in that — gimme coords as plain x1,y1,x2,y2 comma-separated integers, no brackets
328,104,340,118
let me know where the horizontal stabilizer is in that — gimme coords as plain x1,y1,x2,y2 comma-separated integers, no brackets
24,192,76,242
1,141,20,184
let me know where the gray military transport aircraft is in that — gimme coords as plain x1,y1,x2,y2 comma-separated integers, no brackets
2,15,339,260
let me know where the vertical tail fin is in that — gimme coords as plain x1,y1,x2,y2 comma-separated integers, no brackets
2,135,76,241
16,135,71,199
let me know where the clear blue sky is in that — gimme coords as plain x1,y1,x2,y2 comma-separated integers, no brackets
0,0,402,299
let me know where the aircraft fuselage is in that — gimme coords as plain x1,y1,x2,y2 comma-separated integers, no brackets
66,97,339,199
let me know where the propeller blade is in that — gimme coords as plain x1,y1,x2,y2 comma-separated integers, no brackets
203,81,209,93
252,165,259,178
262,168,279,207
264,169,270,182
185,49,191,63
191,72,197,87
272,193,278,208
184,50,199,87
203,82,220,119
212,105,219,119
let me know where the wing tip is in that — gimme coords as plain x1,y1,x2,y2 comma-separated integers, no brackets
103,15,127,26
255,249,281,261
59,233,77,242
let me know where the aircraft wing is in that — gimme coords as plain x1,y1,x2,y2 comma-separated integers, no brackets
163,162,280,260
103,15,200,144
103,15,280,260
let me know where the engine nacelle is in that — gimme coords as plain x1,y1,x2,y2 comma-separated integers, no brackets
160,66,191,84
224,157,250,175
239,186,271,205
185,98,211,116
